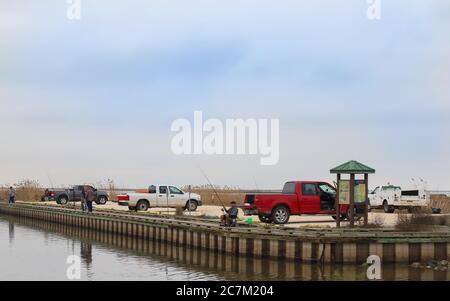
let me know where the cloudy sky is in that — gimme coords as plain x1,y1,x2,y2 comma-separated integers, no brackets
0,0,449,190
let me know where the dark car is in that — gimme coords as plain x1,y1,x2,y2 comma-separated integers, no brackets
44,185,109,205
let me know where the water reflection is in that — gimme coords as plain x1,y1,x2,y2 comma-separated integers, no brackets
80,242,93,266
1,215,448,281
8,222,14,244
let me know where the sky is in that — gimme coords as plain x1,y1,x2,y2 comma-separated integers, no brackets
0,0,449,190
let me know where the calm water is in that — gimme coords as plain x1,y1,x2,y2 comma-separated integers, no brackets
0,215,448,281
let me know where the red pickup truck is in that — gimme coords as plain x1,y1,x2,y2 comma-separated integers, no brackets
243,181,360,224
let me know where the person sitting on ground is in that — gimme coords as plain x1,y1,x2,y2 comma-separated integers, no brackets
220,201,239,227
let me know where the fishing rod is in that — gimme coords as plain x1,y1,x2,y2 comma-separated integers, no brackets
46,172,54,189
253,176,259,191
199,167,227,212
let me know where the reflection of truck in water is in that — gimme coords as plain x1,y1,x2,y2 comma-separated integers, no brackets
369,185,430,213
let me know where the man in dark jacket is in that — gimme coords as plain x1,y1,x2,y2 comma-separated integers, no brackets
220,201,239,227
81,186,88,212
8,187,16,204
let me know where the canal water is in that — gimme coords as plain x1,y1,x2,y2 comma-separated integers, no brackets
0,215,448,281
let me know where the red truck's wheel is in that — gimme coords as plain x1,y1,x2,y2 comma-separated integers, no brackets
258,215,271,223
344,207,363,221
271,206,290,224
332,215,346,220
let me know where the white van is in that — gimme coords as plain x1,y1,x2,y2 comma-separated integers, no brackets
369,185,429,213
369,185,402,213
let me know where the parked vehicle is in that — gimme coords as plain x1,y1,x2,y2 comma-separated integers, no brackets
117,185,202,212
45,185,109,205
243,181,364,224
369,185,430,213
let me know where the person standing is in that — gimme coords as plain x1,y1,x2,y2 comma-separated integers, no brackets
81,186,88,212
8,187,16,204
86,186,95,213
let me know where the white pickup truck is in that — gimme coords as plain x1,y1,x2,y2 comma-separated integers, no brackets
369,185,430,213
117,185,202,212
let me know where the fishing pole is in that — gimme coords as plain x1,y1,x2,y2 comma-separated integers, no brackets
253,176,259,191
199,167,227,212
43,172,55,203
46,172,54,189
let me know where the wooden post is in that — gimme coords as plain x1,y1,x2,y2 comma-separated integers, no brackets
336,173,341,228
364,173,369,226
349,173,355,227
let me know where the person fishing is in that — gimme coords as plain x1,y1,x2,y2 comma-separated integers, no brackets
220,201,239,227
85,186,95,213
8,186,16,204
199,167,239,227
81,186,88,212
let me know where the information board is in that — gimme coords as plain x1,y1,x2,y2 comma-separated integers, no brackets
338,180,350,204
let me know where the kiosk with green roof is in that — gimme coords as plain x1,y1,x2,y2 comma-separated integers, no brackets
330,160,375,227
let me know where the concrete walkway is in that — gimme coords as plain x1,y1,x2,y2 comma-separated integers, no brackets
39,201,406,228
